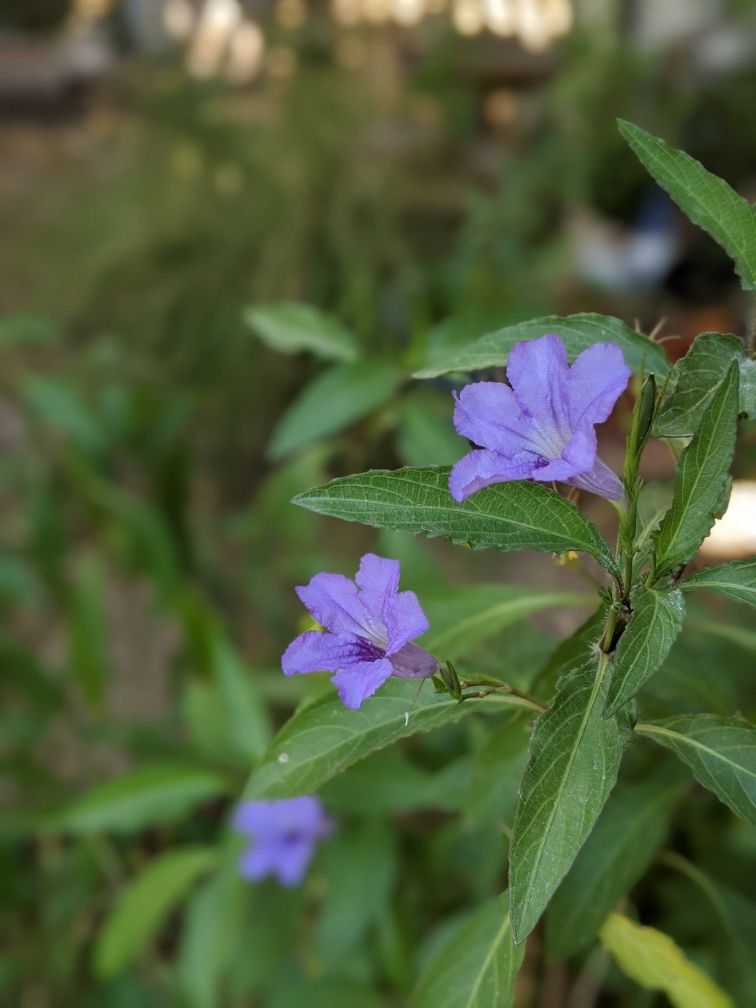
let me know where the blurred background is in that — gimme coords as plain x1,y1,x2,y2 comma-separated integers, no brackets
2,1,756,1006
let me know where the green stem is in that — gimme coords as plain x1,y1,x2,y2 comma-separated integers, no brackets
459,678,546,712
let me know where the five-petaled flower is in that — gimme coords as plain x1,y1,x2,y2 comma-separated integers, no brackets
281,553,438,709
449,333,631,503
232,796,334,887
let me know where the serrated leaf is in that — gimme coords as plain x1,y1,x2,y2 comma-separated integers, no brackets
546,778,681,960
618,119,756,293
682,559,756,607
244,679,531,800
94,847,216,978
635,714,756,824
509,659,631,943
50,764,229,834
269,360,402,459
605,586,685,714
530,605,607,698
422,585,591,662
244,303,358,361
600,912,733,1008
652,363,739,580
293,466,617,573
410,893,524,1008
414,312,668,379
654,332,746,438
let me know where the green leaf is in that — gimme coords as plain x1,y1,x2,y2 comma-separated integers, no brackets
422,585,591,662
268,360,402,459
530,605,606,697
635,714,756,825
94,847,216,978
741,357,756,417
545,778,682,960
23,376,104,455
413,313,669,380
0,314,58,348
51,764,229,834
605,586,685,715
269,978,386,1008
244,679,531,799
244,302,358,361
618,119,756,293
395,389,466,467
599,912,733,1008
410,893,524,1008
652,363,739,580
66,554,110,707
654,332,747,438
293,467,617,572
682,559,756,607
509,659,631,943
464,717,530,828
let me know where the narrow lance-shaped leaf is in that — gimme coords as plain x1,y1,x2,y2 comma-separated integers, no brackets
244,302,358,361
635,714,756,825
294,466,617,574
605,586,685,715
618,119,756,293
681,559,756,608
652,362,739,581
545,777,682,961
509,658,631,943
410,893,524,1008
414,312,669,380
244,679,532,800
600,912,733,1008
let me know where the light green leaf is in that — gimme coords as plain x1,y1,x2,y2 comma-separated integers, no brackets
618,119,756,293
66,554,110,707
413,313,668,380
0,314,58,348
244,302,358,361
395,389,465,467
268,360,402,459
546,778,681,960
682,559,756,607
530,605,606,697
422,585,591,662
23,376,104,454
94,847,216,978
410,893,524,1008
293,466,617,573
509,659,631,943
599,912,733,1008
244,679,531,799
654,332,747,438
464,717,530,828
635,714,756,825
605,586,685,715
51,764,229,834
652,363,739,580
741,357,756,417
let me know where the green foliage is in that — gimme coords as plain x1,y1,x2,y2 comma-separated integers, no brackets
244,303,359,362
681,559,756,607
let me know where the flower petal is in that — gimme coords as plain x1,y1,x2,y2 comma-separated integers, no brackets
567,343,631,428
296,572,371,638
273,837,317,887
330,658,393,710
448,448,537,502
389,642,438,679
453,382,530,455
532,425,597,482
566,455,624,500
281,630,364,676
355,553,400,626
506,334,572,454
384,590,429,655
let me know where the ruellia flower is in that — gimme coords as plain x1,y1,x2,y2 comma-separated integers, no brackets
281,553,438,710
232,796,334,887
449,333,631,502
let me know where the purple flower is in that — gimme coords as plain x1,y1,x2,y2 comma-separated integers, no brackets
449,333,631,502
232,796,334,887
281,553,438,710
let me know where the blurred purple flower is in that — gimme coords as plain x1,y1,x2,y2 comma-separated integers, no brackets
233,796,333,887
282,553,438,709
449,333,631,502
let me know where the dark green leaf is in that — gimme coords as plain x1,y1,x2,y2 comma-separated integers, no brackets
531,605,607,698
464,717,530,828
618,119,756,292
66,554,110,707
509,659,631,943
546,778,682,960
682,559,756,607
410,893,524,1008
605,586,685,715
244,679,531,799
635,714,756,824
244,302,358,361
652,363,739,580
268,360,402,459
294,467,617,572
414,313,668,380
